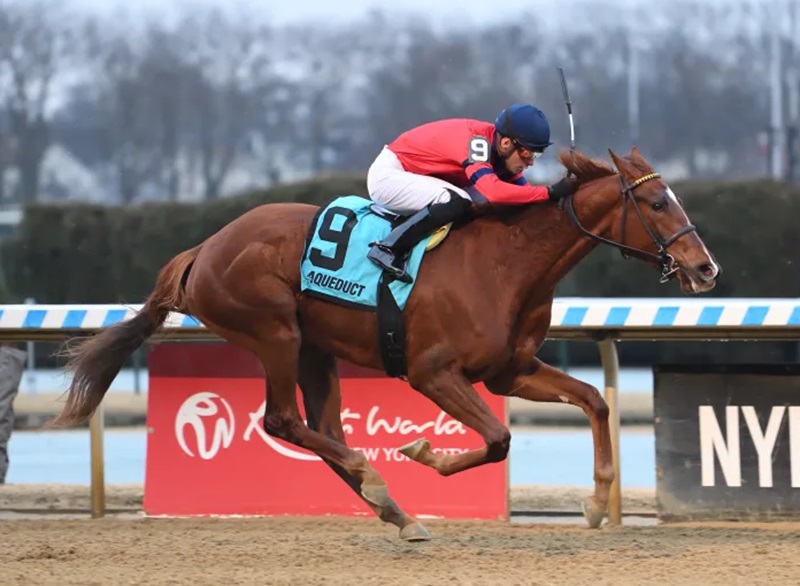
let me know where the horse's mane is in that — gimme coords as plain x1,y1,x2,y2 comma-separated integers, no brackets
558,149,616,184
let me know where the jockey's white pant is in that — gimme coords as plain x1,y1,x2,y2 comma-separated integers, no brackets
367,146,478,214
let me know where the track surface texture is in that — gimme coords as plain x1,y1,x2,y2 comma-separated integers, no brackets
2,515,799,586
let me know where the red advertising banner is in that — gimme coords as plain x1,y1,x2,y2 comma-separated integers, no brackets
144,343,508,520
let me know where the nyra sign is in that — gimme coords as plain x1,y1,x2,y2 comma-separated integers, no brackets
699,405,800,488
653,364,800,522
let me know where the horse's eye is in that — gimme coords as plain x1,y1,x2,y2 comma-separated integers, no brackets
652,202,665,212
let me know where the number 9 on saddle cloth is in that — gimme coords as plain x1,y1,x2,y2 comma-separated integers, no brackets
300,194,469,310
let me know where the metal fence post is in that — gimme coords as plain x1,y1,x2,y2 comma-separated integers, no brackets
90,403,106,518
597,337,622,525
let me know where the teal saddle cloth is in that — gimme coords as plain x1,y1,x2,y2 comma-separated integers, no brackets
300,195,433,310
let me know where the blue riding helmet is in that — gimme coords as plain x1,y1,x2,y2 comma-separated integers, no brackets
494,103,553,151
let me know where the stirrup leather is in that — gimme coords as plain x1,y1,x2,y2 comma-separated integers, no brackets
369,241,394,253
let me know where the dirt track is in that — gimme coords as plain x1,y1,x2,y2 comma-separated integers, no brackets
1,485,798,585
2,514,799,586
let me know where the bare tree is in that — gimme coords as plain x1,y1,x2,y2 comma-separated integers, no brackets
249,73,299,185
83,23,163,205
176,8,271,200
0,0,76,203
0,102,7,201
364,25,477,145
282,14,411,173
641,4,770,176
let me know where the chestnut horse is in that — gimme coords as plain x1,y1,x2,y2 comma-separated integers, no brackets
50,147,719,541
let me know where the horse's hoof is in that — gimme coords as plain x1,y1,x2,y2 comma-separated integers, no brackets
581,496,606,529
361,484,391,508
398,438,429,462
400,521,431,542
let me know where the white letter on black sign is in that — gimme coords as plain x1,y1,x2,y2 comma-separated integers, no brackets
700,406,740,487
742,406,784,488
790,406,800,488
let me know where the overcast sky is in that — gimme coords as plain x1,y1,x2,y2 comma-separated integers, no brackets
65,0,529,27
57,0,779,32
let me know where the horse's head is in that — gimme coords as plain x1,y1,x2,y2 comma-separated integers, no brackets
561,147,720,294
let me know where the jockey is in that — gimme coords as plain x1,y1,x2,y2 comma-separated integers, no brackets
366,103,578,282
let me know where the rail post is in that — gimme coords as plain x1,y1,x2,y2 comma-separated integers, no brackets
89,403,106,518
597,337,622,525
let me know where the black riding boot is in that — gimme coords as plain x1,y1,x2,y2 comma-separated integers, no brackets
367,196,472,283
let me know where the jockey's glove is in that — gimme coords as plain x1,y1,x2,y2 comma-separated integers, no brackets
547,176,579,201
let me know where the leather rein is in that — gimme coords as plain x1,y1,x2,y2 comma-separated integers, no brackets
563,172,697,283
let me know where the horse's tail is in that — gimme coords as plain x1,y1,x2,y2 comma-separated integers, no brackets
46,245,202,428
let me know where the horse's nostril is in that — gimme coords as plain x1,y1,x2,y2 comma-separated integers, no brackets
698,263,718,280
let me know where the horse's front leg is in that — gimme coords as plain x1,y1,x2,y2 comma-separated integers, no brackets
484,358,614,529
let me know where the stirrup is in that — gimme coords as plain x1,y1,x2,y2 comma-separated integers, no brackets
367,246,412,283
387,266,413,284
384,264,412,283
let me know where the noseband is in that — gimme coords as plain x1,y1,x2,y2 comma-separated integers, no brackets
563,172,697,283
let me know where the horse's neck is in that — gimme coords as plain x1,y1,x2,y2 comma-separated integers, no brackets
497,177,619,300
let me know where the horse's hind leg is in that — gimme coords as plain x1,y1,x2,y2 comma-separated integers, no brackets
255,318,408,525
297,341,430,542
484,358,613,529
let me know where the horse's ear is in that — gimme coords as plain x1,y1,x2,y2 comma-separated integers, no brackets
609,148,637,180
629,146,649,166
608,149,629,174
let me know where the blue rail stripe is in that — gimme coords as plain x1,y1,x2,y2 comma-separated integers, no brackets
742,306,769,326
604,307,631,326
697,306,723,326
102,309,128,327
181,315,202,327
62,310,87,329
22,310,46,328
562,307,588,326
653,307,679,326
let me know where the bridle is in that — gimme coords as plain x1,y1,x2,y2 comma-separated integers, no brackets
563,171,697,283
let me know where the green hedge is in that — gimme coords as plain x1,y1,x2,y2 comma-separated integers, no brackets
1,173,368,304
